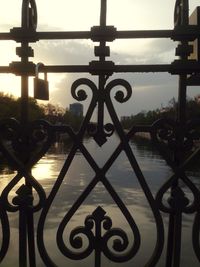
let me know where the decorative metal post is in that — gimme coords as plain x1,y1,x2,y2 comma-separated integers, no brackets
14,1,38,266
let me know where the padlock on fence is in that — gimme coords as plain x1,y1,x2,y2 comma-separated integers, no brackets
34,63,49,100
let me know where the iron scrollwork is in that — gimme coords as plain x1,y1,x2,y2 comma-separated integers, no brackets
151,119,200,214
150,117,200,266
0,0,199,266
57,206,134,263
37,77,143,266
0,119,59,212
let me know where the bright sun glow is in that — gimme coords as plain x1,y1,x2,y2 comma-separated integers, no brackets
0,0,199,112
32,157,56,181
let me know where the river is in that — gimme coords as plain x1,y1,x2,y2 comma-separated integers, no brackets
0,135,199,267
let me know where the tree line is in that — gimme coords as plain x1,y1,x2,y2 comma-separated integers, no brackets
0,93,83,131
121,96,200,129
1,93,200,131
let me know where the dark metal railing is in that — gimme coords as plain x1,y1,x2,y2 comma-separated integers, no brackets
0,0,200,266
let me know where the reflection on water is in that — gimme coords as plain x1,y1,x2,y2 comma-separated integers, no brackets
0,135,199,266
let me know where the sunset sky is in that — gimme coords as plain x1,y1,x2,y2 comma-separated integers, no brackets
0,0,199,117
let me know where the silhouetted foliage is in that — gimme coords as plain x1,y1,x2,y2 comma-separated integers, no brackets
41,103,83,130
121,96,200,129
0,93,45,121
0,93,83,130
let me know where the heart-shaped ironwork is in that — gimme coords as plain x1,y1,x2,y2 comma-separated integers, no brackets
150,118,200,213
37,78,165,267
0,119,64,212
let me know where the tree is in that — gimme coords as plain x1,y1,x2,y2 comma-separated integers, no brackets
121,96,200,129
41,103,65,124
0,93,45,121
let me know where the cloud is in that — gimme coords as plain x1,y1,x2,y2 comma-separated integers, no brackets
0,22,197,118
0,0,200,122
32,40,97,111
111,38,176,65
33,40,94,65
32,37,181,116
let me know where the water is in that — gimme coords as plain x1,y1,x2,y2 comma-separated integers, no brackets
0,135,199,267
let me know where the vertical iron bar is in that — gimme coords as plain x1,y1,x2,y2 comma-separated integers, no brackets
97,75,106,139
166,1,189,266
95,219,101,267
19,209,27,267
97,76,104,131
22,0,29,29
165,215,175,267
27,212,36,267
21,0,30,124
20,2,36,267
100,0,107,27
20,43,29,124
172,212,182,267
178,0,189,124
21,73,29,125
166,212,183,267
178,75,187,124
19,42,29,267
99,0,107,61
97,0,108,141
182,0,189,25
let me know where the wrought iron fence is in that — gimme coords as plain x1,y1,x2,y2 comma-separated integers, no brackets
0,0,200,266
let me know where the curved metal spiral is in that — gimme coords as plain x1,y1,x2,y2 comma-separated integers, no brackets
57,211,95,260
105,78,132,104
71,78,98,102
57,176,140,263
57,204,139,263
72,207,131,262
89,78,132,146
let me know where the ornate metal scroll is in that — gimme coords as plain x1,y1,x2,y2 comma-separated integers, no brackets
0,0,200,267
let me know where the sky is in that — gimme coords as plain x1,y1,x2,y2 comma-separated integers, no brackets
0,0,200,118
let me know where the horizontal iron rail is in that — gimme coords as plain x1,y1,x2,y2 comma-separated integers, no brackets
0,26,199,41
37,64,172,73
0,64,175,74
0,65,171,74
0,61,197,75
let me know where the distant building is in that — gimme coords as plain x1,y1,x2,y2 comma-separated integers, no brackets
69,103,83,117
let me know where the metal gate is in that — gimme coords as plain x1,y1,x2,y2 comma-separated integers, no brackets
0,0,200,266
